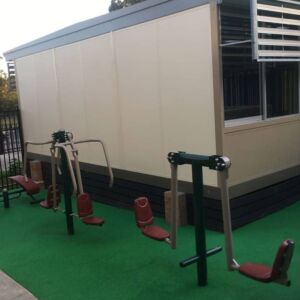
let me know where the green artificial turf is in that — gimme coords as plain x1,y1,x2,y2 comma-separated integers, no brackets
0,191,299,300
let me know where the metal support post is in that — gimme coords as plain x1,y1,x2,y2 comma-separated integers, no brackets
168,152,231,287
61,149,74,235
192,165,207,286
54,130,74,235
3,189,9,208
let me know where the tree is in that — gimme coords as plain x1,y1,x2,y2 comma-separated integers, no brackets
0,69,18,111
109,0,146,12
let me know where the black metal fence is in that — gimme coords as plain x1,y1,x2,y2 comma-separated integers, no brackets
0,109,24,190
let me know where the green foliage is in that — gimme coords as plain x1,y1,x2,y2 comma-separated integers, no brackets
0,70,18,111
109,0,146,12
8,158,23,176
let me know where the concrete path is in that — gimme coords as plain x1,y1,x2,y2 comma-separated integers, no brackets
0,270,37,300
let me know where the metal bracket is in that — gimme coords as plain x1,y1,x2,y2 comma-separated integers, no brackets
168,152,231,171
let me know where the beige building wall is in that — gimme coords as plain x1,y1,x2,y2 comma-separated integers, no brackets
15,5,218,186
224,117,300,192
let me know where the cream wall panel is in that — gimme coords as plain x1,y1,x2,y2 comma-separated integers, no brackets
113,22,165,176
15,5,218,186
54,44,88,140
54,43,91,162
80,35,122,168
15,56,43,154
224,120,300,186
33,50,62,155
157,6,217,185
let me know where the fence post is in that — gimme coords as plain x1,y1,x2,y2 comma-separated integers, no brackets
3,188,10,208
0,109,24,192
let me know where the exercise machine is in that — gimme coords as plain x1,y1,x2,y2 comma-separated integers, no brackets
219,169,295,286
135,151,295,287
7,175,40,204
6,140,54,206
22,130,114,234
134,151,230,286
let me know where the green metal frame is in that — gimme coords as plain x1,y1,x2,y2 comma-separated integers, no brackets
168,151,230,286
0,188,27,208
52,130,74,235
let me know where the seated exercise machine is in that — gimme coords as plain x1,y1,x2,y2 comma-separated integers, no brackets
135,151,230,285
14,130,114,234
6,140,54,206
135,151,295,287
8,175,41,204
219,168,295,286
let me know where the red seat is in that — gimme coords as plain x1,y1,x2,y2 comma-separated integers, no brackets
239,239,295,285
9,175,40,195
81,216,104,226
239,263,272,283
141,225,170,241
77,193,104,226
134,197,170,241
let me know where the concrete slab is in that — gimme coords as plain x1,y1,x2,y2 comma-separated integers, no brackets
0,270,37,300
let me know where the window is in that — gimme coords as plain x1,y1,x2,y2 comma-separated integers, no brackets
221,0,300,122
266,62,299,117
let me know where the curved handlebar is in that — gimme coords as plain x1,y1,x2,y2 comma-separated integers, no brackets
70,139,114,188
23,137,113,196
23,140,53,181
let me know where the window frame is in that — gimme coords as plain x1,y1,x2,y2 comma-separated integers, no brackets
221,0,300,127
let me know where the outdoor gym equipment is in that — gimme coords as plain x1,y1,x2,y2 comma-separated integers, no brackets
4,144,52,207
22,130,113,234
8,175,40,203
135,151,294,287
219,168,295,286
4,140,57,207
134,151,229,286
0,180,39,209
5,140,55,207
168,151,230,286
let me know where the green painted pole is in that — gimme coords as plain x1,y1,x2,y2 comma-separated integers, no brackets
3,189,9,208
53,130,75,235
192,164,207,286
180,246,223,268
60,148,74,235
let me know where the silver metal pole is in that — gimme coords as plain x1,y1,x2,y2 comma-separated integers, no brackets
71,148,84,194
260,62,267,120
66,134,84,195
218,168,236,270
250,0,259,60
23,140,53,181
170,163,178,250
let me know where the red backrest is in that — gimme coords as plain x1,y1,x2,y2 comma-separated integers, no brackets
134,197,154,228
77,193,93,218
271,239,295,279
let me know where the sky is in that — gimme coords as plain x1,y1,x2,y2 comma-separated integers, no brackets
0,0,112,72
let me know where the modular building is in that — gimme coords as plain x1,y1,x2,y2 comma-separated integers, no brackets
4,0,300,230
